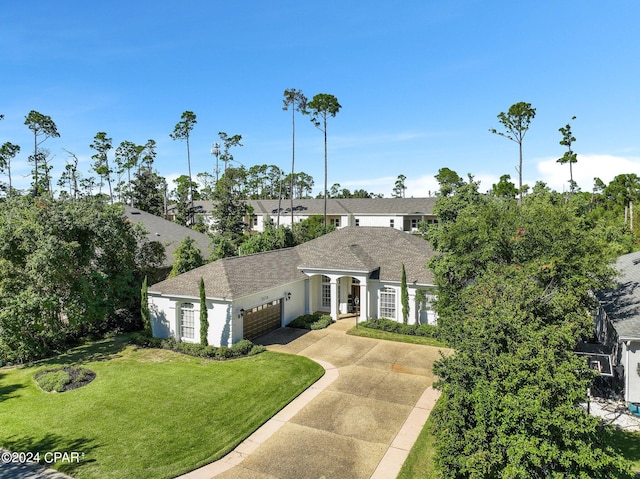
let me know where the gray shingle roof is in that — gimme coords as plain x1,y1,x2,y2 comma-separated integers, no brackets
149,227,435,300
598,251,640,340
123,206,212,268
190,197,436,216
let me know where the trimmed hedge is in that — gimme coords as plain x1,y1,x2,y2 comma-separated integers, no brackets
129,334,265,360
287,314,334,330
361,318,439,339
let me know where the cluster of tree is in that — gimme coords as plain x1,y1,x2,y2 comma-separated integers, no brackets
426,174,636,477
0,196,164,362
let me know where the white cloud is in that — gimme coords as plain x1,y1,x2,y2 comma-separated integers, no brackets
535,154,640,192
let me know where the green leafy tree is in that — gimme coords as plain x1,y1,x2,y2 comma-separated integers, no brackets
308,93,342,227
169,236,204,277
239,219,295,255
558,116,578,195
435,167,464,197
90,132,114,202
24,110,59,196
0,142,20,197
490,102,536,205
432,266,633,479
283,88,308,224
141,276,151,336
427,185,633,477
115,140,142,205
132,169,166,216
292,215,335,244
199,277,208,346
0,198,150,362
212,132,247,239
400,263,409,324
170,111,197,221
491,174,518,198
393,174,407,198
171,175,200,226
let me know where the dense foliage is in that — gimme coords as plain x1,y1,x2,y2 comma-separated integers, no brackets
0,197,156,362
427,179,635,478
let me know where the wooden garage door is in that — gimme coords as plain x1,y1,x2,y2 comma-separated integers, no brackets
243,299,282,341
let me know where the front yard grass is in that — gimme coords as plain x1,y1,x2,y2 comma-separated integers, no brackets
0,334,324,479
397,410,439,479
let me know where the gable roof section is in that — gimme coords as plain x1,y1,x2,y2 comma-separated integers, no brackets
598,251,640,340
149,227,435,300
123,205,212,268
296,227,435,284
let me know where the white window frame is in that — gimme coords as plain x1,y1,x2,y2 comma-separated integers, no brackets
379,287,397,319
322,275,331,309
180,302,195,340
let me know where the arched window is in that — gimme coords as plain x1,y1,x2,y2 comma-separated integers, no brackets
180,302,195,340
379,287,396,319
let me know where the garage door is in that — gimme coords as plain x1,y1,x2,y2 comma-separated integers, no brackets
243,299,282,341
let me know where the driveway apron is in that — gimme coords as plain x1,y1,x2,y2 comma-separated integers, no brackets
208,318,444,479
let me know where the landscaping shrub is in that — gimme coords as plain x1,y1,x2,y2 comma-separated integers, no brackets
362,318,440,338
310,315,334,330
288,313,335,330
215,346,233,359
36,370,71,393
231,339,253,356
129,335,264,360
249,345,267,355
34,366,96,393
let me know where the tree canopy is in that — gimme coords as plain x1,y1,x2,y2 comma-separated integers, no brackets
427,186,634,478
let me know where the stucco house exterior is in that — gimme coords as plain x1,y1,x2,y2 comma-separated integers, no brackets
148,227,437,347
176,197,438,233
590,251,640,403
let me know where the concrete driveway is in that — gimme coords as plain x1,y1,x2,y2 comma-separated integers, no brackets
187,318,446,479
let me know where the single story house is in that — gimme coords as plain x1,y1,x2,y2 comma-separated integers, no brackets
173,197,438,233
148,226,437,347
590,251,640,403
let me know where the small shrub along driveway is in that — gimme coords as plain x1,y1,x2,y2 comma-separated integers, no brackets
0,334,323,479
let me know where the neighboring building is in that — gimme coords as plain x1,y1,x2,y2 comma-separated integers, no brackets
589,251,640,403
123,205,212,281
170,198,437,233
148,227,437,347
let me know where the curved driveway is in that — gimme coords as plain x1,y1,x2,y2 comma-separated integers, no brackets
186,318,445,479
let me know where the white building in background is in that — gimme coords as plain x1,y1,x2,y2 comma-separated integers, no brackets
171,197,438,233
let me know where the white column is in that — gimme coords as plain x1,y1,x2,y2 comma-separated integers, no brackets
408,289,416,324
360,281,368,320
330,278,339,321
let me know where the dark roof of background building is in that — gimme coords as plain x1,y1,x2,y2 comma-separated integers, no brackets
123,205,212,268
598,251,640,340
188,197,437,217
149,227,436,300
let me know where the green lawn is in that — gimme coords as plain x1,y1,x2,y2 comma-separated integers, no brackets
347,324,447,347
397,411,439,479
0,335,324,479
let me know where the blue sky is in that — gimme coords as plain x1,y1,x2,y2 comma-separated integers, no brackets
2,1,640,197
